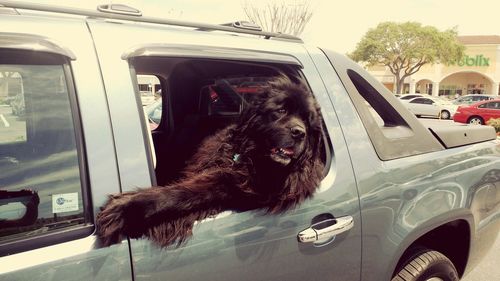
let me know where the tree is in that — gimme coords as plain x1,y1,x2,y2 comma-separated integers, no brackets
349,22,465,94
242,0,313,36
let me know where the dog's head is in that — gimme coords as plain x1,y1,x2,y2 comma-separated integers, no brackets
238,74,323,168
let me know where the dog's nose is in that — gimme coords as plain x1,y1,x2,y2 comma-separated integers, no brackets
291,126,306,139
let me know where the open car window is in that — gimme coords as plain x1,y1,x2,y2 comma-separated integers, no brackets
128,57,330,186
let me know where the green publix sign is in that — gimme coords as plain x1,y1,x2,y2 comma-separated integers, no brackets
451,55,490,67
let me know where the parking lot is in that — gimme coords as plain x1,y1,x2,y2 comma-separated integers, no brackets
462,231,500,281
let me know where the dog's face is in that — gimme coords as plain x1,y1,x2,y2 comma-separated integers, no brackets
241,75,322,167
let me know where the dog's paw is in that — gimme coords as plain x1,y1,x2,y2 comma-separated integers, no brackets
96,193,148,247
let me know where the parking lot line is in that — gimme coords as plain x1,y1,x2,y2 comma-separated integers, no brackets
0,114,10,127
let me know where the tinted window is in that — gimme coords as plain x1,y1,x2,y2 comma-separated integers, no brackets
347,70,408,127
486,102,500,109
0,52,89,247
410,98,433,104
400,94,421,100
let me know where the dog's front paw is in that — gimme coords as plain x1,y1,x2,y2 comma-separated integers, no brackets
96,193,148,247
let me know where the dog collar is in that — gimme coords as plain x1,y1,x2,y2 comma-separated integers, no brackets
232,153,241,163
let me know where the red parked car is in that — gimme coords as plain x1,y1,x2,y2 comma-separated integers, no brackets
453,99,500,124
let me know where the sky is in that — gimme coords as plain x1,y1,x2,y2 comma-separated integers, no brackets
29,0,500,54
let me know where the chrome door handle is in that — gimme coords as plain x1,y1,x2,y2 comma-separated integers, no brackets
297,216,354,243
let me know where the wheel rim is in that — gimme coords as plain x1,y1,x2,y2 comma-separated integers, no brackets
426,278,444,281
469,117,482,125
441,111,450,119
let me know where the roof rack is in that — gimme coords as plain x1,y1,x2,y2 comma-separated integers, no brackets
0,0,303,42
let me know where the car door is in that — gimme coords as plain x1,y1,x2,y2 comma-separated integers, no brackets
408,98,438,116
0,16,132,281
87,19,362,281
422,98,439,116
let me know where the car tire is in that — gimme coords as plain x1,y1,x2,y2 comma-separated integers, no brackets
467,116,483,125
440,110,450,120
392,249,459,281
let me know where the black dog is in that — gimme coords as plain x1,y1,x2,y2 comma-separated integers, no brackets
96,74,324,247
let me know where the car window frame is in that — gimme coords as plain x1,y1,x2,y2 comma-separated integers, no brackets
0,51,93,257
127,55,333,181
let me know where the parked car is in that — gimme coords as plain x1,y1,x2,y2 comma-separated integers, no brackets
400,96,456,119
0,2,499,281
452,94,498,105
453,99,500,124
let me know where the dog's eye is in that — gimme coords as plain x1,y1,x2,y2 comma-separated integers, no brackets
277,108,287,115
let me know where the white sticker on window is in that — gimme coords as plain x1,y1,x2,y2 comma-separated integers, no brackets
52,193,79,213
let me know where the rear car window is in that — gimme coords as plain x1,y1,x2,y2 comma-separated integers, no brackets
0,50,90,253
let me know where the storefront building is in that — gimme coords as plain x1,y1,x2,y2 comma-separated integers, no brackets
368,35,500,98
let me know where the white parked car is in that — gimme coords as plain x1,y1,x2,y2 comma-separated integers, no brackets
401,96,457,119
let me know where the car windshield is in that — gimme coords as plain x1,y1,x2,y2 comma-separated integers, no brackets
145,98,162,124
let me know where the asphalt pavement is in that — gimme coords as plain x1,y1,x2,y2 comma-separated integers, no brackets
462,234,500,281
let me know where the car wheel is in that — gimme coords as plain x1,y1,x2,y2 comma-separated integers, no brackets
440,110,450,120
467,116,483,125
392,249,459,281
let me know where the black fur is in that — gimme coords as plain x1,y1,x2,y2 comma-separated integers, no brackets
96,74,324,247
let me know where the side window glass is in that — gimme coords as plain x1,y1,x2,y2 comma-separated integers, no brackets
0,51,89,249
478,103,487,108
486,102,499,109
137,75,162,130
347,70,408,128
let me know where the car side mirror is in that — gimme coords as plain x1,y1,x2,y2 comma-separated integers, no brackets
0,189,40,228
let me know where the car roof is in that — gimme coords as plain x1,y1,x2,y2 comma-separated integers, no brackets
408,96,431,100
399,94,423,99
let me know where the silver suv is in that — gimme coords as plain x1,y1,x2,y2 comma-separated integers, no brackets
0,2,498,281
452,94,499,105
